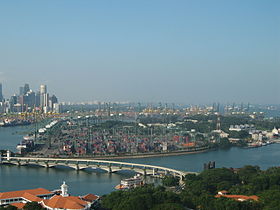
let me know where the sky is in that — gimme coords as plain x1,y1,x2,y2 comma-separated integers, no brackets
0,0,279,104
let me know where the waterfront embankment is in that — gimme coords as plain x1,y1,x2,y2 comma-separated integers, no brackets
38,147,211,160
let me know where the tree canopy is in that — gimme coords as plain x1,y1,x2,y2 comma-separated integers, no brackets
101,166,280,210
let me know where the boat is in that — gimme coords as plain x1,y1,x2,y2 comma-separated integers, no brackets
115,174,144,190
16,139,35,154
247,143,261,148
23,135,35,141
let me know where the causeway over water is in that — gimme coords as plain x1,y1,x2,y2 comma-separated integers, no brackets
0,155,193,178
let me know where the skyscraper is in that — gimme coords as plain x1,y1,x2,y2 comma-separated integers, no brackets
23,84,30,95
19,86,24,95
0,83,3,102
40,85,47,107
35,92,41,108
40,85,47,95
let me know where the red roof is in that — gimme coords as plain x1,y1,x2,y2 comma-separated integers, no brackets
215,194,259,201
10,203,26,209
82,194,98,202
42,195,88,210
0,188,52,200
22,192,43,202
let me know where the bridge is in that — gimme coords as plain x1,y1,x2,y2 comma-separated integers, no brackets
0,151,197,181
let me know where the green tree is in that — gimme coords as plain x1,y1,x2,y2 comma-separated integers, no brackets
162,176,179,187
219,138,231,149
260,189,280,210
152,203,184,210
23,202,45,210
4,206,17,210
238,165,260,184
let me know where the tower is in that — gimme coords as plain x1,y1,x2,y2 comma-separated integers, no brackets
19,86,24,96
40,85,47,108
23,84,30,95
40,84,47,94
61,181,69,197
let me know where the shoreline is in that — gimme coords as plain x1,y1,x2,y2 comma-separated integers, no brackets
28,147,212,160
92,148,212,160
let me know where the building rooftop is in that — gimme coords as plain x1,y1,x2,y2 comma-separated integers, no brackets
0,188,53,200
215,194,259,202
0,183,99,210
42,195,88,210
82,194,99,202
10,203,26,209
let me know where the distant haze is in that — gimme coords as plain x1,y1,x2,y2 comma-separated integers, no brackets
0,0,279,104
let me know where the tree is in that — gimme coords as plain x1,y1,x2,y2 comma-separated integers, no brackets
199,168,239,193
260,189,280,209
4,206,17,210
162,176,179,187
101,184,183,210
219,138,231,149
23,202,46,210
238,165,260,184
152,203,184,210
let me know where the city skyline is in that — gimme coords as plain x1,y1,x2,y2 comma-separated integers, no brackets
1,82,280,106
0,0,279,104
0,82,60,113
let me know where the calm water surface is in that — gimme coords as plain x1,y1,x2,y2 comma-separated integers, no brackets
0,126,280,195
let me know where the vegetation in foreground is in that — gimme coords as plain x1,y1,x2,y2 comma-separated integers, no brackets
0,202,46,210
100,166,280,210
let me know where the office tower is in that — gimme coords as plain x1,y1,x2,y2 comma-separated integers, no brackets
18,95,25,112
49,95,58,111
23,84,30,95
26,90,36,108
10,95,17,105
53,103,61,113
43,93,49,107
50,95,58,104
40,85,47,107
19,86,24,95
35,92,41,108
40,85,47,94
9,95,17,112
0,83,3,102
42,93,49,113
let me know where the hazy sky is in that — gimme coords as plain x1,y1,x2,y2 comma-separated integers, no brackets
0,0,279,104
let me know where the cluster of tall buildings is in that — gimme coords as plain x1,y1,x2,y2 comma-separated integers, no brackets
0,83,61,113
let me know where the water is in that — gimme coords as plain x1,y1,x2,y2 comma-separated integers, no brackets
0,125,280,196
0,126,32,152
121,145,280,172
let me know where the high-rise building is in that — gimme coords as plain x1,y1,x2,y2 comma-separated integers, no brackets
43,93,49,107
9,95,17,112
40,85,47,95
19,87,24,96
50,95,58,104
40,85,47,108
35,92,41,108
18,95,25,112
53,103,61,113
23,84,30,95
26,90,36,108
42,93,49,113
0,83,3,102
